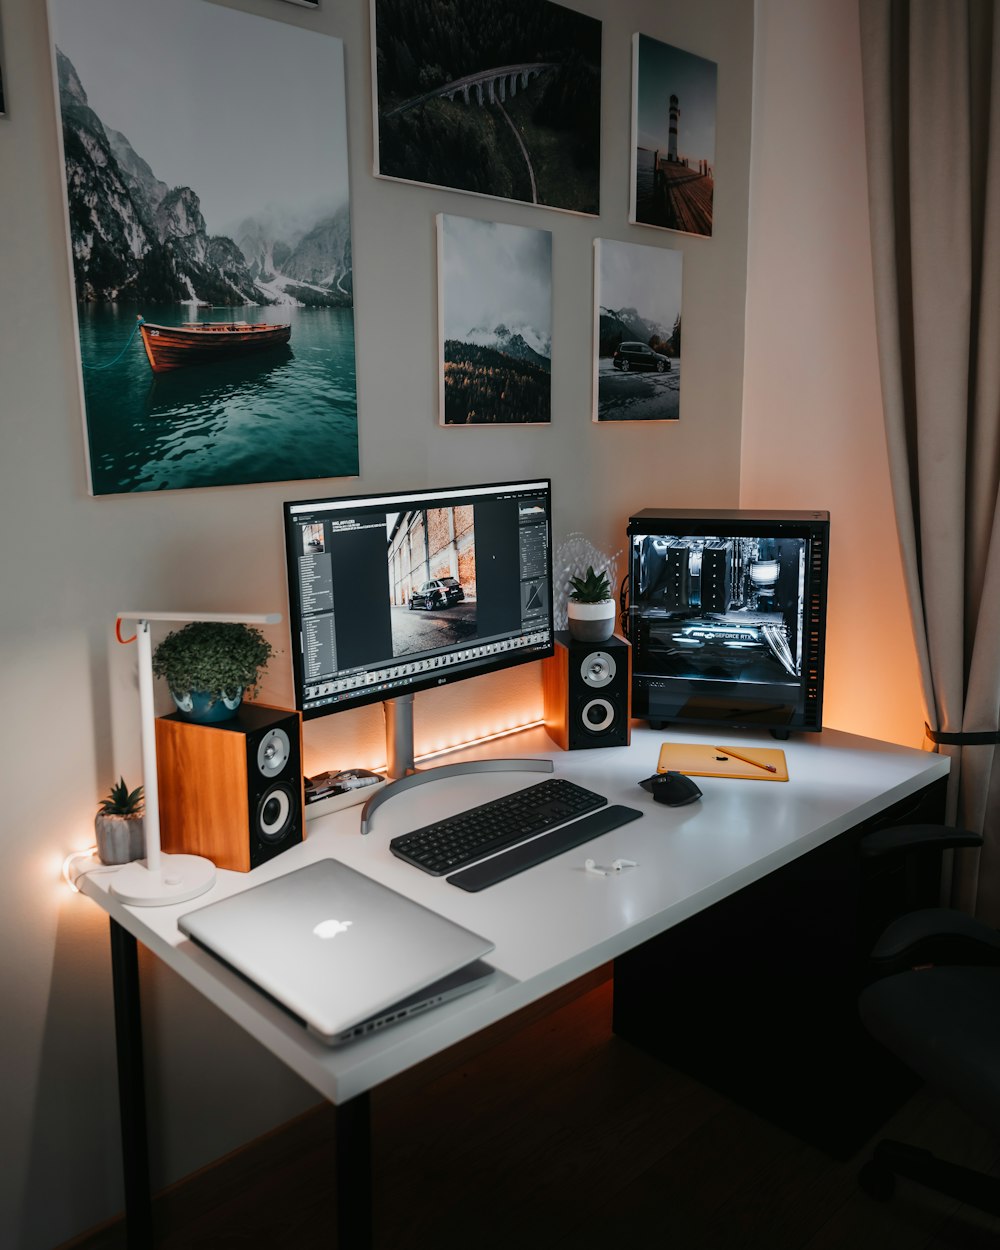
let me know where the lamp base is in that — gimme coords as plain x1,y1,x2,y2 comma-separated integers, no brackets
109,853,216,907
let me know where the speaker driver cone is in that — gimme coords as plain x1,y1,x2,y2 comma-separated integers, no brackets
580,651,616,688
257,783,294,842
257,728,291,778
581,697,616,733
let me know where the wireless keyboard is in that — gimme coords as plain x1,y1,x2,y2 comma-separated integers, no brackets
389,777,608,876
448,804,644,892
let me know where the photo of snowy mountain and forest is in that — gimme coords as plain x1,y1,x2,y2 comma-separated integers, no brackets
48,0,358,495
438,214,552,425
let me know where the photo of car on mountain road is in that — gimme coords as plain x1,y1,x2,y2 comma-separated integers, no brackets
593,237,683,422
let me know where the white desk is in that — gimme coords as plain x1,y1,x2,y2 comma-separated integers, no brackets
78,723,948,1247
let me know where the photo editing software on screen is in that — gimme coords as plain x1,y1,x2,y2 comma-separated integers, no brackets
284,481,553,718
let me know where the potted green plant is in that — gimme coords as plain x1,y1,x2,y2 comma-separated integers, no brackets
152,620,274,723
567,565,616,642
95,777,145,865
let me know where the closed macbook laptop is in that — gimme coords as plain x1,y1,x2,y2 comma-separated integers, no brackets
178,858,495,1045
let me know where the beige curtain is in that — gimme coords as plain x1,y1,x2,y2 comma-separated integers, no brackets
859,0,1000,921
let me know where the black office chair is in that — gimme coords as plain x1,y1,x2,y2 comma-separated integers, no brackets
856,822,1000,1215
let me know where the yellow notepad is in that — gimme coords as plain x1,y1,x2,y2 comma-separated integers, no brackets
657,742,789,782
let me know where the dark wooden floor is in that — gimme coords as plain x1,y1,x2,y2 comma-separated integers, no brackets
63,971,1000,1250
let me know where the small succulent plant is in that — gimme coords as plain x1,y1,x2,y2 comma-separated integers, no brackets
98,777,144,817
568,565,612,603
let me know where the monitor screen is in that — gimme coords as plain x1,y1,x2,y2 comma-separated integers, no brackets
283,479,554,720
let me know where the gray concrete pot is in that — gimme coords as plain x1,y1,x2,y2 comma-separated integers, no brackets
567,600,616,642
94,814,145,865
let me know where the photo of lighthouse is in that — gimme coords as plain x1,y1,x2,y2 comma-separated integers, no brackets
629,34,717,238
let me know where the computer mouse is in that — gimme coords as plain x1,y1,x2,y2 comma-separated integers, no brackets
639,771,703,807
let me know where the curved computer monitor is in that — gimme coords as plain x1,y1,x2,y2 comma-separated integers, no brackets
283,479,555,781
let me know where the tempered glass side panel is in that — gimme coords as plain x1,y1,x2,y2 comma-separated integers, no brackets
627,512,829,732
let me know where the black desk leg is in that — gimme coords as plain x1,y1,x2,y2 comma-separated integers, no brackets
109,919,153,1249
335,1091,372,1249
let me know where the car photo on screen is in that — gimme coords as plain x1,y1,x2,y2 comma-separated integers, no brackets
388,507,478,658
409,577,466,611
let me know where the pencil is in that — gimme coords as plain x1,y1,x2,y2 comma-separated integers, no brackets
716,746,778,774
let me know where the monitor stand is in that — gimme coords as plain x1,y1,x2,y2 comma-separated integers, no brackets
359,693,552,834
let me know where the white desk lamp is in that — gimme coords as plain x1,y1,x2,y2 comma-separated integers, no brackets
112,610,282,907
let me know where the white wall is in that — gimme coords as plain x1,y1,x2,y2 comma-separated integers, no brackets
742,0,925,747
0,1,753,1245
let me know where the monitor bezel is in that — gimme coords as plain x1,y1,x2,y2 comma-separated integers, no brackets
283,478,555,722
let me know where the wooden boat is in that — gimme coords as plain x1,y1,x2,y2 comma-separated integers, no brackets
137,317,291,373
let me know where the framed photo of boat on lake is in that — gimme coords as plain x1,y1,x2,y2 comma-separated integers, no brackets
630,34,717,238
372,0,602,216
46,0,357,495
437,214,552,425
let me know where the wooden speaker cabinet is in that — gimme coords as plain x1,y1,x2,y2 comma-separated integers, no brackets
155,703,304,872
543,631,631,750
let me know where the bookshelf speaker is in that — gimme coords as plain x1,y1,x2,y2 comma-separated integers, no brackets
156,703,304,872
542,632,631,750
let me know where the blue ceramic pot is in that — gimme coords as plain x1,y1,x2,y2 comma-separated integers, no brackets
170,689,243,724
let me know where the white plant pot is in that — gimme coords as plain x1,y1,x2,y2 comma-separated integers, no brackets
568,599,616,642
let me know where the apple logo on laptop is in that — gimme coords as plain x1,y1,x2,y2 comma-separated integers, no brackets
313,918,353,940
